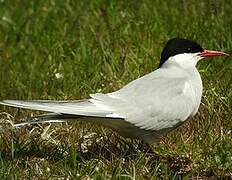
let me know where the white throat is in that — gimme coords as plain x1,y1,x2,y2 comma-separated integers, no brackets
163,53,203,69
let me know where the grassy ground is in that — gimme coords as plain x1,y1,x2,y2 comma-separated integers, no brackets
0,0,231,179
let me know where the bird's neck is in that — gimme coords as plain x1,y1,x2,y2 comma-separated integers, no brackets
161,55,203,116
160,54,202,85
162,53,201,70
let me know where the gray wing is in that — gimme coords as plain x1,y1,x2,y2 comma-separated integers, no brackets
0,69,197,132
91,70,197,131
0,99,123,118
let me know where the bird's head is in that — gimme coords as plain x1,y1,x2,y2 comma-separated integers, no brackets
159,38,229,68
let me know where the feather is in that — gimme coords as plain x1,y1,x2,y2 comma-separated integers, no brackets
0,99,123,118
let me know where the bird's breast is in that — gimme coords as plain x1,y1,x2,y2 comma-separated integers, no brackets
185,69,203,116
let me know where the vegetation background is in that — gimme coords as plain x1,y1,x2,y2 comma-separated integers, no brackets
0,0,231,179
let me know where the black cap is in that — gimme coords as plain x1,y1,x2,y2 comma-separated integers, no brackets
159,38,204,68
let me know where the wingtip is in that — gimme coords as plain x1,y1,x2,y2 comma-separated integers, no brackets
0,100,22,107
0,100,12,104
0,100,8,105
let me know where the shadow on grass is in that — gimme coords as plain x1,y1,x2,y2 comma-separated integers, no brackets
0,123,229,179
0,127,193,178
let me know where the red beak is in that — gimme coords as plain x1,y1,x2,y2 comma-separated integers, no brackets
199,50,229,58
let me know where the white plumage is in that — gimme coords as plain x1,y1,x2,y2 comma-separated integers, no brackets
0,38,228,143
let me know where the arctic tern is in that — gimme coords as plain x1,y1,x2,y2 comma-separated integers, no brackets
0,38,229,143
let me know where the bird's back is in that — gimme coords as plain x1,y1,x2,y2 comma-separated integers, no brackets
91,65,203,142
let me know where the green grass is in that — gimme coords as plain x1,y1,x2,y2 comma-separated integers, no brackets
0,0,231,179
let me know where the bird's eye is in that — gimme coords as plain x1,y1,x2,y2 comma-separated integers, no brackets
187,47,191,52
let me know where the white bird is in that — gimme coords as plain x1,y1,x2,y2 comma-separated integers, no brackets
0,38,229,143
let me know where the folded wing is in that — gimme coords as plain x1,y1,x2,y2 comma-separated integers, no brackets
0,99,123,118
